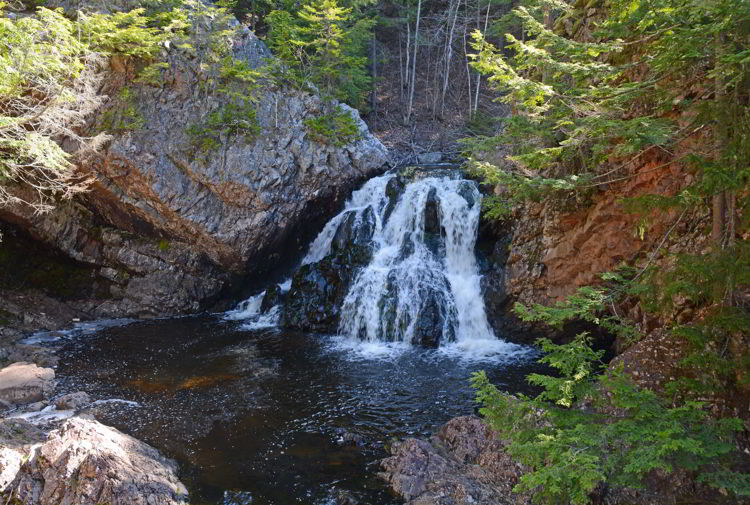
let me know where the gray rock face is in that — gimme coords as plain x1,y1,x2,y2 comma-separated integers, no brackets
379,416,530,505
0,363,55,406
0,19,388,318
8,417,189,505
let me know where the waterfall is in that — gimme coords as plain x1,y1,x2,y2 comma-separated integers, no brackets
226,169,524,357
336,173,496,346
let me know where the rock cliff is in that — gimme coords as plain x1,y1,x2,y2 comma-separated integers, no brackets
0,10,388,318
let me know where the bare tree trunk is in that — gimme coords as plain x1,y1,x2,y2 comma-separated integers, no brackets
371,34,377,119
441,0,460,118
398,33,404,104
463,0,472,117
405,0,422,125
405,23,411,105
473,0,490,115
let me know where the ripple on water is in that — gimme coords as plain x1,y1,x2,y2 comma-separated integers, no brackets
55,316,545,505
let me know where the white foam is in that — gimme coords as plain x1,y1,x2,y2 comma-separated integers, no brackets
239,305,281,330
224,292,265,321
325,336,412,360
22,318,135,345
438,338,536,363
91,399,141,407
9,405,74,425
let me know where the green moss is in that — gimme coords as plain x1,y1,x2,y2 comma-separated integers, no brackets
158,239,170,252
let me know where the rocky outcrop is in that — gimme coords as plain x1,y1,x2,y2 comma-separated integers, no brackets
0,363,55,407
3,417,189,505
380,416,529,505
0,12,388,318
500,158,702,308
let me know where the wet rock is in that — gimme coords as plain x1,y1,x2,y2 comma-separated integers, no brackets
282,245,370,333
456,181,476,209
260,284,285,313
8,417,189,505
377,270,457,346
384,176,406,223
412,288,456,347
23,402,47,413
331,207,376,254
55,392,91,411
0,363,55,406
379,416,529,505
333,428,367,448
333,487,360,505
7,345,59,369
423,188,444,257
424,188,441,236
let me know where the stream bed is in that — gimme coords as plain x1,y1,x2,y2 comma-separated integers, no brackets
55,316,542,505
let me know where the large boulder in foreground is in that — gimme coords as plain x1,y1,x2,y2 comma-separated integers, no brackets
5,417,188,505
379,416,529,505
0,363,55,406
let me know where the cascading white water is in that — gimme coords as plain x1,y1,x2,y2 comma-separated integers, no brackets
226,170,526,358
337,174,497,346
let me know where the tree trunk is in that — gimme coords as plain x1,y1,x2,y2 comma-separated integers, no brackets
473,1,490,115
405,0,421,125
441,0,460,119
370,34,377,120
463,0,472,116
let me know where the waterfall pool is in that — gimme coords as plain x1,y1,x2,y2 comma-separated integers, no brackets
55,168,546,504
56,316,543,505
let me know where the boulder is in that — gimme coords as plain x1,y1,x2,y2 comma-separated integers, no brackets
0,363,55,406
0,419,47,493
54,392,91,411
379,416,529,505
9,417,189,505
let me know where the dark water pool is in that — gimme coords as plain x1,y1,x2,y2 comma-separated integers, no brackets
56,315,543,505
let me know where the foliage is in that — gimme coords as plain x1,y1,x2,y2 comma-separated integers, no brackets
304,106,361,146
465,0,750,220
0,0,191,214
187,99,260,151
99,87,145,132
0,5,103,213
266,0,374,108
473,334,750,504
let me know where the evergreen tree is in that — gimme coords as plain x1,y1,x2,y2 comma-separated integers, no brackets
468,0,750,502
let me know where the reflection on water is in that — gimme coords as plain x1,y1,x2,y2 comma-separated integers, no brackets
56,316,543,505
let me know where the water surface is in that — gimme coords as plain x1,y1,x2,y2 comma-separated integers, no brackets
57,316,542,505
